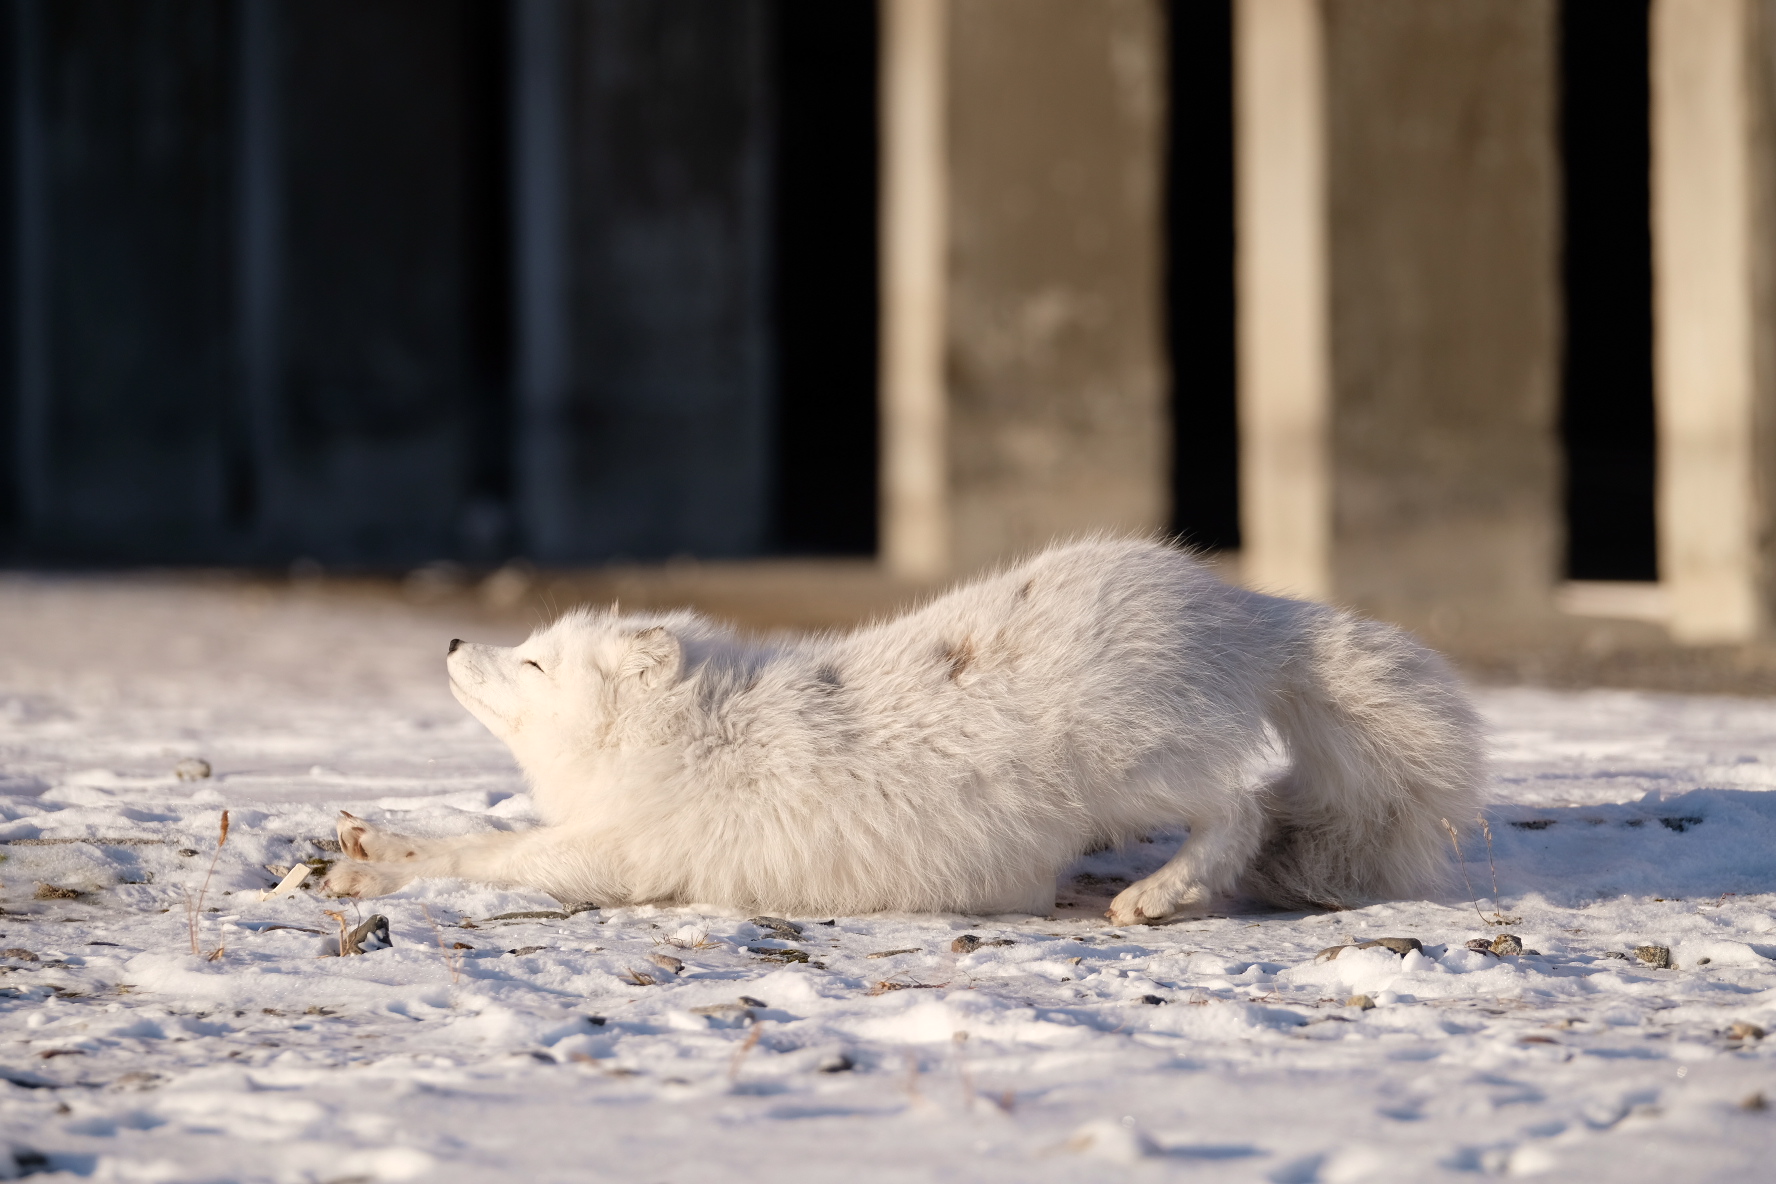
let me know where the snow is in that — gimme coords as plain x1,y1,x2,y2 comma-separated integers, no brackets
3,576,1776,1182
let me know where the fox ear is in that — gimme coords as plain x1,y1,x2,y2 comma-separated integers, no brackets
618,626,681,690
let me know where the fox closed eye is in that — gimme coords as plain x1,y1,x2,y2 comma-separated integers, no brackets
521,659,544,673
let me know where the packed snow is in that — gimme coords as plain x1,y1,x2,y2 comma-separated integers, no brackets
2,575,1775,1182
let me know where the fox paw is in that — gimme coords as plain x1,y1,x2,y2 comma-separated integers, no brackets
321,860,413,899
336,811,426,863
1106,878,1209,927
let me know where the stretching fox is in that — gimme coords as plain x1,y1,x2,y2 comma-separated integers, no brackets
323,538,1483,923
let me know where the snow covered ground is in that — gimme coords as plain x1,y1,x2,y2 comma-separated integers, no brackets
3,575,1776,1182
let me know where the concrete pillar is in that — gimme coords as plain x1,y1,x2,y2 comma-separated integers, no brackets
1236,0,1563,628
879,0,1170,579
1651,0,1776,642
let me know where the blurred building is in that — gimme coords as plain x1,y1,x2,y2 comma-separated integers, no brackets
4,1,1769,646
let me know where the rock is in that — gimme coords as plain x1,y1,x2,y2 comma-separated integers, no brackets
867,948,922,959
818,1053,855,1073
173,758,212,782
1316,945,1351,962
1728,1021,1766,1041
2,949,38,962
1634,944,1672,969
746,946,809,964
751,916,804,939
1139,994,1165,1005
33,884,80,900
1356,937,1422,956
507,946,547,957
1464,939,1499,955
341,914,391,955
952,934,983,954
586,1015,607,1027
1489,934,1523,956
738,995,769,1008
648,953,684,974
1603,950,1628,960
689,1003,755,1026
1346,994,1376,1010
1743,1092,1769,1111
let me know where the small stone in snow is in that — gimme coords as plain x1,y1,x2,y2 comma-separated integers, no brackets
507,946,547,957
1634,944,1672,969
738,995,769,1008
342,914,391,955
1603,950,1628,960
586,1015,607,1026
33,884,80,900
1728,1021,1766,1041
952,934,983,954
1346,994,1376,1010
1490,934,1523,956
1356,937,1422,956
1742,1092,1769,1111
1139,994,1165,1005
173,758,212,781
1316,945,1351,962
689,1003,755,1026
2,949,38,961
648,953,684,974
1465,939,1499,955
818,1053,855,1073
751,916,803,939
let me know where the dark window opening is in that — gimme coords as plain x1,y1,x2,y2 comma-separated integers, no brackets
1560,0,1656,581
1166,0,1239,553
769,0,879,556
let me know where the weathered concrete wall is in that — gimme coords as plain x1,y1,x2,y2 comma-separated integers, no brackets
880,0,1170,578
1325,0,1562,627
1650,0,1776,642
1238,0,1562,630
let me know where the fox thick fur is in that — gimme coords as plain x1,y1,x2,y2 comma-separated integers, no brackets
322,538,1484,923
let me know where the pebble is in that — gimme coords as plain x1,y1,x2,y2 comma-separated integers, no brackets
1465,939,1498,955
689,1003,755,1026
738,995,769,1008
1634,944,1672,969
950,934,1015,954
33,884,80,900
507,946,548,957
1319,937,1420,961
751,916,803,940
1139,994,1165,1005
1489,934,1523,956
1357,937,1422,955
648,953,684,974
173,758,212,782
1347,994,1376,1010
342,914,391,955
818,1053,855,1073
2,949,38,962
1728,1021,1766,1041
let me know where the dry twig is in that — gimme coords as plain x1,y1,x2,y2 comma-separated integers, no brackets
185,811,230,957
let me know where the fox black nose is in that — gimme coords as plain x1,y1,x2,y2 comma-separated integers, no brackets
448,638,463,654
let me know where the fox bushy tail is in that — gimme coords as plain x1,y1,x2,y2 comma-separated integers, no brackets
1241,609,1484,910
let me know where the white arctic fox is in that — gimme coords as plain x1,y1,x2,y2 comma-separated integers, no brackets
323,538,1482,923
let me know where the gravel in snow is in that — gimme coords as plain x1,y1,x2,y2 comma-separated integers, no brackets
1,577,1775,1181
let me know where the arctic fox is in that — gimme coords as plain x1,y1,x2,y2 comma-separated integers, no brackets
323,538,1482,923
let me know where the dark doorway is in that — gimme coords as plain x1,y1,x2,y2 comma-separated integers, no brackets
1559,0,1656,581
770,0,879,555
1166,0,1239,553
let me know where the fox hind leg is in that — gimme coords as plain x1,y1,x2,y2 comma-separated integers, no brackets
1106,796,1264,925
